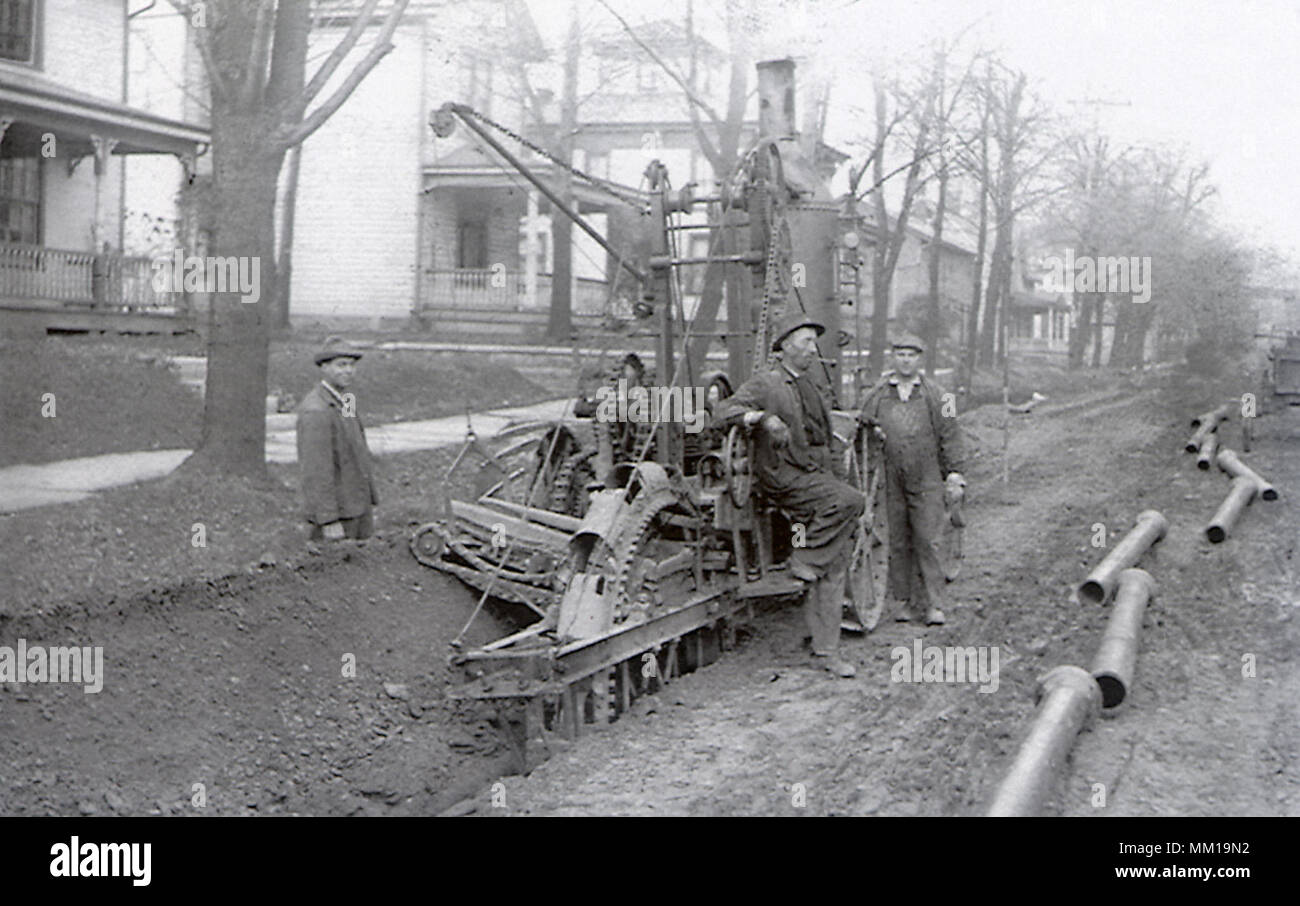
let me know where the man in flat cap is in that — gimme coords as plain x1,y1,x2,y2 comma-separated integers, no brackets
296,336,378,542
859,333,966,625
716,312,866,678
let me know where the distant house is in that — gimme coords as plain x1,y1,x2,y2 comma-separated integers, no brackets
0,0,207,333
843,198,980,360
288,6,780,337
1249,283,1300,337
1011,251,1071,356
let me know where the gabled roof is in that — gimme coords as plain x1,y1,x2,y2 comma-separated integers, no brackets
846,200,979,258
588,17,725,62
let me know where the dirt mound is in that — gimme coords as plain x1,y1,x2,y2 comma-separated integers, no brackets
0,537,524,816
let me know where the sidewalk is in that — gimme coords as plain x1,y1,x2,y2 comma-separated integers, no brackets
0,398,572,515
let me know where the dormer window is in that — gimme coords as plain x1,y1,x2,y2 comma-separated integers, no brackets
0,0,37,65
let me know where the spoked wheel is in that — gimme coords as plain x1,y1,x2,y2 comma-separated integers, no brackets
847,427,888,631
723,425,752,508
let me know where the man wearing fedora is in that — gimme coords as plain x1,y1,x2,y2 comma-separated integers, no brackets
859,333,966,625
297,336,378,542
716,312,865,678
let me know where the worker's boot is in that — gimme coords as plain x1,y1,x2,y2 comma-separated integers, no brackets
893,598,913,622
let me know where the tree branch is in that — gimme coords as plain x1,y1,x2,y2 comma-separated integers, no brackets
274,0,411,150
295,0,384,118
239,0,275,108
168,0,229,100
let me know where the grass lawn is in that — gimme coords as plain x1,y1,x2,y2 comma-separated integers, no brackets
1,333,554,467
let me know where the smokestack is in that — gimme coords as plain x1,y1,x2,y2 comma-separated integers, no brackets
757,59,797,138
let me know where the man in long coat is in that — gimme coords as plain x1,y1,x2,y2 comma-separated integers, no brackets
859,334,966,625
297,336,378,542
716,313,865,677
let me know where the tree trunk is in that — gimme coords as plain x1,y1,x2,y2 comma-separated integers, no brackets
1067,294,1090,369
1090,293,1106,367
547,195,574,341
1128,301,1156,368
545,2,580,341
924,167,948,372
962,124,989,390
1109,295,1131,367
272,143,301,332
189,109,284,477
980,223,1008,366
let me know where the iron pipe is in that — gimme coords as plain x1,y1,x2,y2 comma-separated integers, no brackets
986,665,1102,817
1185,404,1231,452
1216,448,1277,501
1205,476,1256,543
1196,433,1218,470
1089,569,1155,708
1185,422,1213,453
1077,509,1167,605
1189,403,1232,430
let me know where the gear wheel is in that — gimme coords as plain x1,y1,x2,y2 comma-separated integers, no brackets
551,452,597,517
569,490,684,624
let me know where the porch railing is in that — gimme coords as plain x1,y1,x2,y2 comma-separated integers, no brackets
0,242,176,311
421,267,611,315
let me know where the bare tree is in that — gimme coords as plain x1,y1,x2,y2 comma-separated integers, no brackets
171,0,410,477
919,41,980,373
862,67,937,378
1045,132,1219,370
963,63,1060,369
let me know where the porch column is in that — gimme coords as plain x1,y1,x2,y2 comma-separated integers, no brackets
523,188,539,310
89,134,119,248
89,135,119,307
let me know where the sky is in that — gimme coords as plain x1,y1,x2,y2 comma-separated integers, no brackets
526,0,1300,270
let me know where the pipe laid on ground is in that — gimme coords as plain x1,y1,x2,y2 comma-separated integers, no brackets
1077,509,1168,605
1206,476,1257,543
986,665,1102,817
1089,569,1156,708
1185,404,1231,453
1189,403,1232,430
1196,433,1218,470
1216,448,1277,501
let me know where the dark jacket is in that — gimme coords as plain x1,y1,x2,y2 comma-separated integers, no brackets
858,371,966,477
296,383,378,525
715,362,836,492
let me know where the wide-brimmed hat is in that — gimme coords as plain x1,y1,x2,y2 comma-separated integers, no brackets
891,332,925,353
314,335,365,365
770,311,825,352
